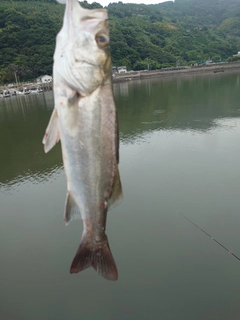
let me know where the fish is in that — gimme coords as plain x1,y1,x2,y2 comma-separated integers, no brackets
42,0,123,281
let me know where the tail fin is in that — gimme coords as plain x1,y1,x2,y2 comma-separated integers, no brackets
70,236,118,281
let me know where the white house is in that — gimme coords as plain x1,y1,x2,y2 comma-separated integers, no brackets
117,66,127,74
37,75,53,84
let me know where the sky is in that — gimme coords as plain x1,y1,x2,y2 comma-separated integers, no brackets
90,0,174,7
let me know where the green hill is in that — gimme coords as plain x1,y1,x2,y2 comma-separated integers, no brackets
0,0,240,83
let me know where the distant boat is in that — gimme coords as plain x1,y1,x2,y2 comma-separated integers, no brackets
3,90,11,98
31,87,43,94
8,89,17,96
23,87,31,95
16,88,31,95
16,90,24,95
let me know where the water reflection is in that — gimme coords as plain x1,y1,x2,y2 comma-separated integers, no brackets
1,73,240,320
1,73,240,189
0,93,62,188
114,73,240,143
0,166,62,196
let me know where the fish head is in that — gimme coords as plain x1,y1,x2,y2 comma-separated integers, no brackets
54,0,111,95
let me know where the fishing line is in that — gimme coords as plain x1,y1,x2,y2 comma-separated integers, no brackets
178,211,240,262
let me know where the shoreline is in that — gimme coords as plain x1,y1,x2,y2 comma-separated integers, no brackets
1,62,239,92
112,61,240,83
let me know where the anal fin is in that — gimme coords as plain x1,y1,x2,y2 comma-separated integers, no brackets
42,108,60,153
64,192,81,224
108,165,123,211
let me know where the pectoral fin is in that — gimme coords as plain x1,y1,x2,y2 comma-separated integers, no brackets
108,165,123,211
64,192,81,224
42,108,60,153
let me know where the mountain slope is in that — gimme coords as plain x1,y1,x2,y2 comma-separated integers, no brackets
0,0,239,83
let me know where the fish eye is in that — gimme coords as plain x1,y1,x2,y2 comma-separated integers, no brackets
96,34,109,47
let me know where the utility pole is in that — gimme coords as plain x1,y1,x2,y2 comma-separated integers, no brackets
14,71,18,88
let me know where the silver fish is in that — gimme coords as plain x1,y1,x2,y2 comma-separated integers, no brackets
43,0,122,281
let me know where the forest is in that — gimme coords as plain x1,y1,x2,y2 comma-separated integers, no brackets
0,0,240,83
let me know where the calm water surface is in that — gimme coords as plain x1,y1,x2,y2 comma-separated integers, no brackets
1,73,240,319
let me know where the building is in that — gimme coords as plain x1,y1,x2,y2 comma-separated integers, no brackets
117,66,127,74
37,75,53,84
112,66,118,74
205,60,213,65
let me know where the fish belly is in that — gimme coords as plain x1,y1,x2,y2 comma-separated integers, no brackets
59,85,117,222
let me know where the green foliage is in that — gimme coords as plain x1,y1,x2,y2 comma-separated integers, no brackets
228,55,240,62
0,0,240,84
0,0,64,83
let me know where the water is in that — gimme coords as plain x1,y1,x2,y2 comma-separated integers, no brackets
1,73,240,320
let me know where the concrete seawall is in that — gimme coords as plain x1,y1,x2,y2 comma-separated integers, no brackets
112,62,240,83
